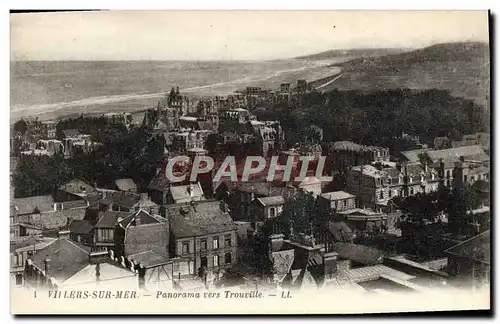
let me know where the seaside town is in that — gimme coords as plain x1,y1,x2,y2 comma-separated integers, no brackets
10,77,490,295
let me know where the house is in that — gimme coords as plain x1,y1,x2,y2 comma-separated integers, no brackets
327,141,390,170
444,230,490,287
11,196,88,235
452,157,490,189
337,208,392,233
346,163,439,209
112,178,138,193
98,192,160,215
264,228,408,291
318,191,357,218
294,176,322,197
147,172,185,206
425,146,490,188
167,182,205,205
248,196,285,222
10,237,57,287
222,181,297,221
113,209,169,257
10,223,43,239
168,200,238,276
68,219,94,246
56,179,99,203
93,211,134,250
21,236,139,290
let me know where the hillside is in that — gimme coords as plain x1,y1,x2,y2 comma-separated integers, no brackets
295,48,409,60
314,42,490,111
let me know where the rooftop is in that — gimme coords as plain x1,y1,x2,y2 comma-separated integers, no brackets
168,200,236,238
30,238,92,283
320,191,355,201
256,196,285,206
426,145,489,163
114,178,137,192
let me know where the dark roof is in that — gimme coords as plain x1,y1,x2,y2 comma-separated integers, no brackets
95,211,133,228
69,219,93,235
114,178,137,191
332,243,384,266
168,200,236,238
61,199,88,210
31,238,91,282
33,208,87,230
400,148,431,163
62,129,80,138
104,192,140,209
58,179,96,197
124,223,169,256
118,209,162,228
445,230,490,265
232,182,297,198
148,173,174,191
13,195,55,215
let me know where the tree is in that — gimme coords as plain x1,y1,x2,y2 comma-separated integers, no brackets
13,119,27,136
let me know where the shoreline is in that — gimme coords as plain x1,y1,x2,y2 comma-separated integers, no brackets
10,65,343,123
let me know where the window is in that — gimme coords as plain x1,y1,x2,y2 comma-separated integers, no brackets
224,235,231,247
379,191,384,199
431,173,435,180
343,200,347,208
201,256,208,268
182,242,189,254
410,187,414,195
225,252,232,264
464,175,468,183
213,237,219,249
200,239,207,251
388,190,392,198
213,255,219,267
446,170,451,178
269,207,276,218
470,176,475,182
15,274,23,286
409,176,413,184
100,229,113,241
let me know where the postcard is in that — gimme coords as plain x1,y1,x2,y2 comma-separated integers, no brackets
9,10,490,315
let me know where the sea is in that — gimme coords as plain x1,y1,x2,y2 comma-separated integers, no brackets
10,59,343,122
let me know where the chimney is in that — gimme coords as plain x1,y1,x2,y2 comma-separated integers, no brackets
322,251,338,281
43,256,51,281
189,183,196,198
57,230,70,240
269,233,284,253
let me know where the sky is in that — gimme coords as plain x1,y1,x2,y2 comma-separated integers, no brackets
10,10,490,61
